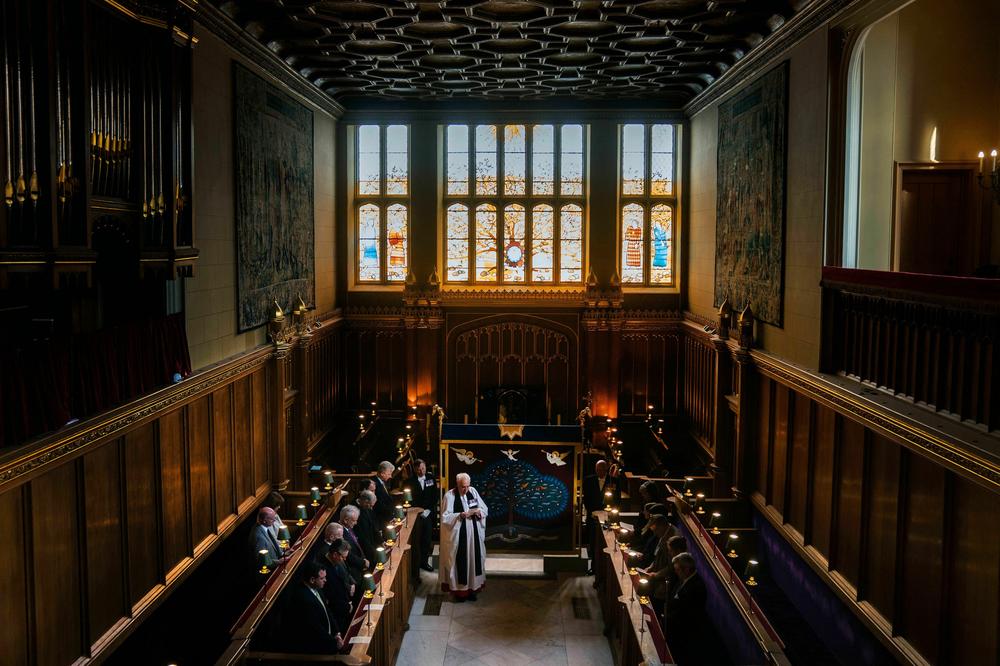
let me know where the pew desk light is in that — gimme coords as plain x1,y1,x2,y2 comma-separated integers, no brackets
384,524,397,546
403,487,412,508
726,533,740,559
744,560,759,587
278,525,291,550
375,546,386,571
258,549,271,575
709,512,721,535
610,508,620,529
324,470,334,490
683,477,694,497
638,577,651,609
295,504,307,526
310,486,321,507
695,493,706,515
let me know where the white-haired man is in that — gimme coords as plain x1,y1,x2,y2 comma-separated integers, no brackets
439,472,489,601
372,460,396,527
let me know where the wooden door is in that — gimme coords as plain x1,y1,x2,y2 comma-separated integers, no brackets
893,162,985,275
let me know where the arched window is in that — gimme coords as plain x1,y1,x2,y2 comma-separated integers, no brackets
354,124,409,284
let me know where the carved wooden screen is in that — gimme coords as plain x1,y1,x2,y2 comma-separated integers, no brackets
448,317,577,425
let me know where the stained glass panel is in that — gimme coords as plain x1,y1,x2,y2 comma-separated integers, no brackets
503,204,526,282
446,203,469,282
650,204,672,284
531,204,554,282
622,124,645,195
358,203,380,281
621,203,644,283
561,124,583,196
358,125,380,195
560,204,583,282
651,124,673,195
386,204,408,281
475,204,497,281
504,125,526,196
447,125,469,195
475,125,498,195
532,125,554,195
385,125,408,195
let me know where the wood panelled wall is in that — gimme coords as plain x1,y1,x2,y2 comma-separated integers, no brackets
0,349,274,665
618,331,681,417
747,357,1000,665
342,325,407,411
683,333,718,452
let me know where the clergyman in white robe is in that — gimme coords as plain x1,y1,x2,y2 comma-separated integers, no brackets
439,482,488,599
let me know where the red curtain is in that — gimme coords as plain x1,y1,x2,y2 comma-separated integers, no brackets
0,313,192,449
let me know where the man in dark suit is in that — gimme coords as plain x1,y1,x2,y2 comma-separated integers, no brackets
339,504,369,594
249,507,287,573
408,458,437,572
320,539,355,636
282,561,344,653
372,460,396,528
664,552,708,664
355,489,380,564
637,514,679,617
582,459,621,574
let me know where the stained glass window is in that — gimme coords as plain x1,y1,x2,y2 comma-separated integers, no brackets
447,204,469,282
531,204,554,282
445,123,586,285
475,125,498,195
475,204,497,282
619,123,676,286
355,125,409,284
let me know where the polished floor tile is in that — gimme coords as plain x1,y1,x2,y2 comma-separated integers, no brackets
399,570,614,666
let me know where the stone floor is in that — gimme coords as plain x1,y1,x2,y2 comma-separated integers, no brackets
396,569,615,666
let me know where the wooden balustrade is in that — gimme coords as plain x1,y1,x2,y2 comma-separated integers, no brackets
822,267,1000,431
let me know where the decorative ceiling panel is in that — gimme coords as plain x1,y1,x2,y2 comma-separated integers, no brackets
212,0,805,105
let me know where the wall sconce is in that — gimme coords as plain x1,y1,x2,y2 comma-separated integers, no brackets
978,149,1000,204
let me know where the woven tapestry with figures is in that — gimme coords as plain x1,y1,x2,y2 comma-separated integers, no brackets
714,61,788,326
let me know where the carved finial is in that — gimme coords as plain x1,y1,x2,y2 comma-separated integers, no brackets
405,270,417,286
609,269,621,287
586,267,598,288
718,298,732,339
737,304,755,350
428,267,440,288
298,294,308,311
273,299,284,321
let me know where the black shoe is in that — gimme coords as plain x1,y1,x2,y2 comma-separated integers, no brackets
586,568,595,575
421,564,434,572
454,596,467,603
468,593,478,602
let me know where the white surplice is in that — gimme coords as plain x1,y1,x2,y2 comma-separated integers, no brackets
439,487,489,594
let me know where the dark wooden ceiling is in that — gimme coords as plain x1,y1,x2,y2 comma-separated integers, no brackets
212,0,806,106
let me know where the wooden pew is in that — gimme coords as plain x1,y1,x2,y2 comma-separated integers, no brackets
593,510,677,666
224,506,421,666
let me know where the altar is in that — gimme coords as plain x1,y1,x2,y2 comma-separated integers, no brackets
440,423,582,553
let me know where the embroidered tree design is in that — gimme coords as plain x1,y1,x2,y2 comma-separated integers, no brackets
476,459,569,538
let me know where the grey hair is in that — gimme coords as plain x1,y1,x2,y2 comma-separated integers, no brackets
324,522,343,538
359,490,376,504
340,504,360,521
378,461,395,474
671,552,696,571
455,472,471,485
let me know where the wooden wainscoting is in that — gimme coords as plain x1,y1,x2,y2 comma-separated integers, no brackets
618,329,681,417
749,354,1000,665
683,326,719,454
0,347,276,665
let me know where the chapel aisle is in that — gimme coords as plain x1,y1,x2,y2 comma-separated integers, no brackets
397,569,615,666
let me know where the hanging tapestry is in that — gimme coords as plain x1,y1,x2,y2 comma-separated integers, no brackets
714,61,788,326
233,63,314,332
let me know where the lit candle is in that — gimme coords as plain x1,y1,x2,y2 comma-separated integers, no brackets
296,504,307,526
980,151,986,174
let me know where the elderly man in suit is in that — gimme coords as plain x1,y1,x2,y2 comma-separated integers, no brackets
250,507,287,573
637,514,679,618
320,538,356,636
372,460,396,528
582,459,622,575
355,489,380,564
664,552,708,663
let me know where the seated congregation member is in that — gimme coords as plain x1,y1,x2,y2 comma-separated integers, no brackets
662,535,688,617
439,472,488,602
408,458,437,572
320,539,356,636
637,514,679,617
582,459,622,574
283,561,344,653
639,479,668,506
249,507,287,572
339,505,370,584
372,461,396,528
355,489,380,563
263,491,288,541
664,552,708,664
637,503,669,566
